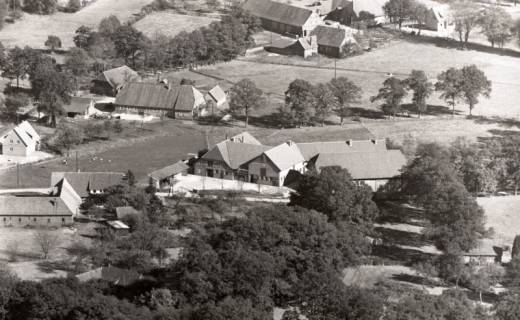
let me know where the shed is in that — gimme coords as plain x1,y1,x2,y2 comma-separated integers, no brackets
62,97,96,119
149,161,190,189
91,65,140,97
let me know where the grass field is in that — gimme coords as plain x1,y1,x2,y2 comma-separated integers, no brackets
134,11,218,39
0,0,153,48
200,39,520,118
478,195,520,247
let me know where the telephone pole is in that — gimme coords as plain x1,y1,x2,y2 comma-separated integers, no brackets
75,151,78,172
16,163,20,187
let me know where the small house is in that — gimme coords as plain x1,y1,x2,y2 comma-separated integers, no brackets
62,97,97,119
310,25,355,58
461,239,502,265
51,172,126,198
91,65,140,97
201,85,229,116
149,161,189,190
0,121,41,157
243,0,323,37
265,36,318,58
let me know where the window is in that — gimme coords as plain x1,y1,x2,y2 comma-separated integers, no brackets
3,218,5,222
33,218,37,222
208,161,214,167
47,218,51,223
62,218,65,223
260,168,267,178
18,218,21,222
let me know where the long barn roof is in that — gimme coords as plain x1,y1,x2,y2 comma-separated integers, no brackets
243,0,314,27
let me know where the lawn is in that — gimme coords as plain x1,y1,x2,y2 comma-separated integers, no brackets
134,11,218,39
0,122,207,189
0,0,153,48
199,39,520,118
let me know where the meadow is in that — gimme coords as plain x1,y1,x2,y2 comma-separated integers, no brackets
134,11,218,39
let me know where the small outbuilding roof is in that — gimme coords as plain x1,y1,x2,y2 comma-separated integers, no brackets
208,85,227,105
51,172,126,198
243,0,315,28
462,239,500,257
62,97,93,114
312,150,407,180
106,220,130,230
96,65,140,90
310,25,351,48
149,161,189,181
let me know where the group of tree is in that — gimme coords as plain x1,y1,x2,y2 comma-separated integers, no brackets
72,6,260,71
372,65,491,117
279,76,362,127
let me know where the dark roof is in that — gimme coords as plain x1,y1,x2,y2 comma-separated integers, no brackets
462,239,500,257
0,196,74,216
202,141,271,169
96,66,140,90
297,139,387,161
149,161,189,181
243,0,314,27
312,150,407,179
62,97,92,114
310,25,348,47
115,82,179,110
268,38,296,49
51,172,126,198
76,267,143,286
115,82,202,112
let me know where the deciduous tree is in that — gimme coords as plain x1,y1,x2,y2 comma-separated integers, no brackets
450,0,482,47
73,25,94,50
2,46,28,87
435,67,463,115
64,47,90,94
404,69,433,117
459,65,491,116
370,77,407,117
112,25,146,68
3,92,29,123
34,229,60,260
383,0,416,29
312,83,335,126
285,79,316,127
44,35,61,52
228,78,265,127
480,6,513,48
328,76,362,125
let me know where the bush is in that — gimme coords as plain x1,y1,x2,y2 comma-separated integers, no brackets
23,0,57,14
67,0,81,12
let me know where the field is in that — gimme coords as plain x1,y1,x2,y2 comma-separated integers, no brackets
199,39,520,118
478,195,520,247
134,11,218,38
0,0,153,48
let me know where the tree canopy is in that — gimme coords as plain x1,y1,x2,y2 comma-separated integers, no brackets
228,78,265,127
370,77,407,117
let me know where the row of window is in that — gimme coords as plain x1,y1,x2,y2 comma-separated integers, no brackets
2,217,66,223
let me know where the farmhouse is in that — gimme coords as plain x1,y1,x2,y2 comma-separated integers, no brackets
310,25,355,58
0,121,41,157
243,0,322,36
460,239,502,265
50,171,126,198
265,36,318,58
62,97,98,119
423,5,452,35
149,160,190,190
114,82,205,119
91,65,140,97
0,179,81,227
308,150,407,191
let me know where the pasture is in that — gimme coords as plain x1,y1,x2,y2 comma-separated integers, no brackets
0,0,153,48
199,39,520,118
478,195,520,247
134,11,218,38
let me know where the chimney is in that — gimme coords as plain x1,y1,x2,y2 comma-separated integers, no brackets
371,139,377,145
346,139,353,146
286,140,294,146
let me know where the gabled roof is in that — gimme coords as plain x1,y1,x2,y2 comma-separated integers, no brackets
76,267,143,286
310,25,350,48
202,141,271,169
264,141,305,171
106,220,130,230
243,0,315,28
229,132,262,145
18,121,40,141
297,139,387,161
97,65,140,90
149,161,189,181
62,97,93,114
51,172,126,198
313,150,406,179
12,127,33,147
0,196,74,216
353,0,386,17
462,239,499,257
115,82,178,110
208,85,227,105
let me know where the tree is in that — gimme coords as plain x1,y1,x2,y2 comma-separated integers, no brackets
435,254,469,287
30,60,73,127
0,263,17,320
370,77,407,117
23,0,57,14
513,235,520,259
435,67,463,115
469,263,503,304
44,35,61,52
515,18,520,47
290,166,379,228
459,65,491,116
496,293,520,320
228,78,265,127
411,2,429,35
3,92,29,123
0,0,7,30
51,123,84,153
285,79,316,127
328,77,362,125
383,0,416,29
450,0,482,47
312,83,335,126
73,25,94,50
98,14,121,39
67,0,81,12
2,46,28,87
127,169,136,187
404,70,433,117
64,47,90,94
34,229,60,260
480,6,513,48
112,25,146,69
